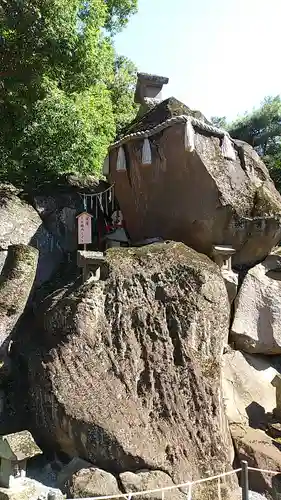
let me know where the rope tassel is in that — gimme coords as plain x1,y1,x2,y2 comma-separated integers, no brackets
142,137,152,164
221,134,236,161
117,146,126,171
184,119,195,152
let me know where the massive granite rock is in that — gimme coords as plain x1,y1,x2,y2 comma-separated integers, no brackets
0,184,62,285
109,98,281,268
230,254,281,354
26,243,236,498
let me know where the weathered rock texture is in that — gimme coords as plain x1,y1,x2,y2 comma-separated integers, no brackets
26,243,236,498
67,468,121,498
0,245,38,343
231,425,281,496
0,184,62,285
119,470,185,500
230,254,281,354
222,350,278,426
221,269,238,304
109,98,281,268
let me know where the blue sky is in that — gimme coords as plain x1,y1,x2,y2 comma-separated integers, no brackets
114,0,281,121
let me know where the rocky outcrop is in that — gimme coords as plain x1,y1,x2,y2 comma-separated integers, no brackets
67,468,121,498
0,184,62,285
119,470,185,500
109,99,281,268
222,350,278,426
230,255,281,354
26,242,236,497
0,245,38,374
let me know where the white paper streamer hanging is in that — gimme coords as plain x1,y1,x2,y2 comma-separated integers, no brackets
184,119,195,152
117,146,126,171
221,134,236,161
82,194,87,210
103,155,110,175
142,137,152,165
97,193,103,213
105,192,108,215
111,185,114,210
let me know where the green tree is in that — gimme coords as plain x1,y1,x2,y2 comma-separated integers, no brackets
0,0,138,187
109,55,138,136
210,116,227,129
229,96,281,153
229,96,281,191
105,0,137,33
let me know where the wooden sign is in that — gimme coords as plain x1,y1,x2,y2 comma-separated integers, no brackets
77,212,93,246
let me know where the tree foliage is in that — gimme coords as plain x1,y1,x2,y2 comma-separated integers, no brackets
229,96,281,153
211,96,281,192
0,0,138,187
109,55,138,137
210,116,227,130
104,0,138,33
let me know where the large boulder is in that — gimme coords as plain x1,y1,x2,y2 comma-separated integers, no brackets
26,243,236,497
230,254,281,354
109,98,281,268
0,184,62,286
119,470,185,500
66,467,121,498
222,350,278,426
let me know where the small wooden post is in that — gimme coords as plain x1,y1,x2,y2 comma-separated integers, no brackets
76,212,93,283
241,460,249,500
83,243,87,283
